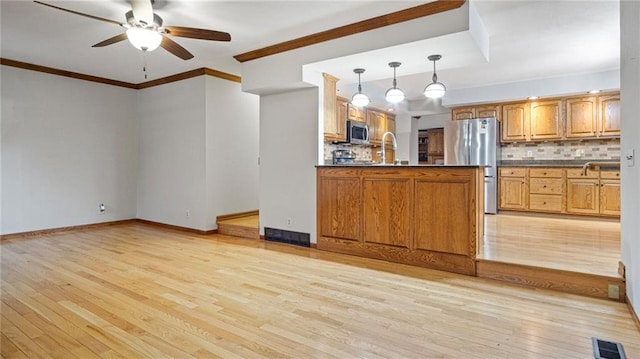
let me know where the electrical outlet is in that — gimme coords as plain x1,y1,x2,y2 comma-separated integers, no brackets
526,150,533,158
607,284,620,299
625,148,635,167
186,210,190,218
99,203,105,214
287,217,292,226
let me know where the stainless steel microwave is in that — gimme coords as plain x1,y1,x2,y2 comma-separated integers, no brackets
346,120,369,145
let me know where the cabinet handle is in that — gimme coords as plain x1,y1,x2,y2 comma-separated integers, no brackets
543,202,547,205
543,185,547,188
543,172,547,175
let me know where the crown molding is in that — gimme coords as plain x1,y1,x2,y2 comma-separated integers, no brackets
233,0,466,63
0,58,241,89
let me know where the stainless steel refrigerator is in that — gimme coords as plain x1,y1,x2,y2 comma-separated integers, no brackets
444,118,499,214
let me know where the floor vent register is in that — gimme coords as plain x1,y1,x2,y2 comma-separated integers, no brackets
592,337,626,359
264,227,310,248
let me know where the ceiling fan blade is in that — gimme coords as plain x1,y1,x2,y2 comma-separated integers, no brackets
92,33,128,47
160,36,194,60
163,26,231,42
131,0,154,26
34,1,122,26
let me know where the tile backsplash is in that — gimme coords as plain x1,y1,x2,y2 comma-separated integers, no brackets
324,143,372,163
501,138,620,161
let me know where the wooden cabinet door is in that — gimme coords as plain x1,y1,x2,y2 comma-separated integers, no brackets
476,105,501,122
452,107,475,120
499,177,526,210
335,98,348,142
566,178,599,214
427,128,444,156
322,74,338,140
599,94,620,137
599,179,620,216
501,103,529,142
318,177,361,241
566,97,597,138
384,115,395,146
530,100,562,140
347,104,365,122
367,110,386,145
363,178,411,248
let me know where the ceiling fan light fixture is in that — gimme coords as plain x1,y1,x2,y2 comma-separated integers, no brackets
385,62,405,104
351,68,370,107
424,54,446,99
126,27,162,51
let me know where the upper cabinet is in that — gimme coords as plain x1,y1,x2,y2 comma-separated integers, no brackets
566,97,598,138
599,94,620,137
452,105,501,122
323,73,341,141
529,100,562,141
385,114,396,146
366,109,386,145
501,103,529,142
453,91,620,143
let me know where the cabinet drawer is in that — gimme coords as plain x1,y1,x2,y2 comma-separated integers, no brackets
499,167,526,177
529,168,563,178
529,178,563,194
600,171,620,179
529,194,562,212
566,168,599,179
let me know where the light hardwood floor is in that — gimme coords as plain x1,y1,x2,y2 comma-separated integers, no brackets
480,213,621,277
2,222,638,358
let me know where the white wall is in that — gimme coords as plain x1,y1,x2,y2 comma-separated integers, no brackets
1,66,138,234
418,113,451,130
620,0,640,320
259,88,318,242
205,76,260,229
136,77,208,230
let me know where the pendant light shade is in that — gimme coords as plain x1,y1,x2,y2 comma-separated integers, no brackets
424,54,446,99
385,62,405,103
351,68,370,107
126,27,162,51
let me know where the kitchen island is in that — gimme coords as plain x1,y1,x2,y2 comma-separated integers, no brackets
317,165,484,275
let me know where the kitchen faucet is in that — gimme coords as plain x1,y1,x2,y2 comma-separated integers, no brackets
380,132,398,165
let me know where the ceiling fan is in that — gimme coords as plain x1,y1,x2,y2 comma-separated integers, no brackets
34,0,231,60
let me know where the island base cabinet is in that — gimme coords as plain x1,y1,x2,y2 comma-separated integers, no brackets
363,178,411,248
317,166,484,276
317,177,361,241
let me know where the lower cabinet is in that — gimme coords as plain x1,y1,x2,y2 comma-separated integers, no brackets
498,168,526,210
499,166,620,217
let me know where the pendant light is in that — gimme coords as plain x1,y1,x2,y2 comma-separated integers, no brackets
424,54,446,99
385,62,405,103
351,68,370,107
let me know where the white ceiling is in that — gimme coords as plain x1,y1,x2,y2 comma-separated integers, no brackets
1,0,620,105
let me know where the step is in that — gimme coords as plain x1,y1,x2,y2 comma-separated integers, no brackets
476,259,625,302
216,211,259,240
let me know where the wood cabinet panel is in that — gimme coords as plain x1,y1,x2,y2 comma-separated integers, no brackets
415,180,470,256
323,73,339,140
384,115,396,146
499,167,527,177
318,177,361,241
347,104,365,122
530,100,562,140
363,178,411,248
476,105,501,121
452,107,475,120
334,98,347,142
566,97,597,138
499,177,527,210
600,179,620,216
599,94,620,137
366,109,386,145
426,128,444,156
529,194,562,212
566,168,599,179
502,103,529,142
566,179,599,214
529,178,562,195
529,168,563,178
